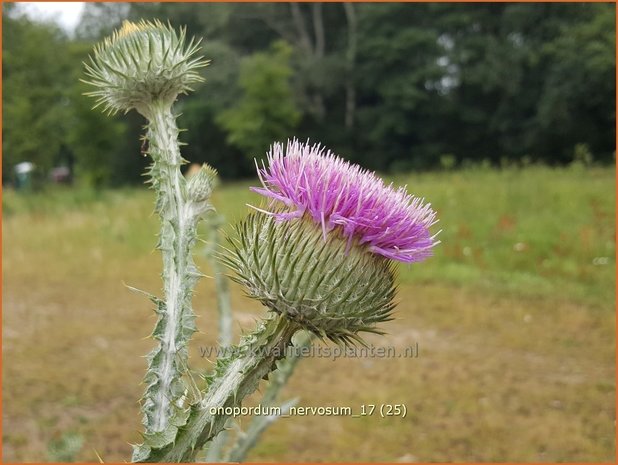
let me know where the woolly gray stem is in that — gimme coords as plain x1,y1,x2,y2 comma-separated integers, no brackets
132,316,299,463
202,428,227,463
226,331,313,462
139,101,204,440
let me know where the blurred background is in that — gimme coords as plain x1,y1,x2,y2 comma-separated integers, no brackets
2,2,616,463
3,2,616,185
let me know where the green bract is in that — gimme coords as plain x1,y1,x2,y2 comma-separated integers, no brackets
83,20,209,116
221,213,397,345
187,163,218,203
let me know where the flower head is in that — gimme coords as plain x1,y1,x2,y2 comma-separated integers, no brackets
223,141,440,342
251,140,439,263
83,20,209,116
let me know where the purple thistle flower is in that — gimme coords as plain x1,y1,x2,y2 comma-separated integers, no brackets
251,139,440,263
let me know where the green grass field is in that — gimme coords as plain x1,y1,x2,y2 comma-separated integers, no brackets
2,165,616,462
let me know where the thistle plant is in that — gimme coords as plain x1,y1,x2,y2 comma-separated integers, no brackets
84,20,439,463
147,140,438,462
84,19,214,451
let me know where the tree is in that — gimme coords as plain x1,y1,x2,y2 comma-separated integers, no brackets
75,2,129,40
354,3,447,170
2,11,73,183
216,41,301,160
5,2,614,187
425,3,615,164
535,3,616,162
66,41,135,187
177,40,251,179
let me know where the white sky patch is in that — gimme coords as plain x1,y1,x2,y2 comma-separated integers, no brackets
18,2,85,33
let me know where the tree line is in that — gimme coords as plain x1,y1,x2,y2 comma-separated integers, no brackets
3,2,615,186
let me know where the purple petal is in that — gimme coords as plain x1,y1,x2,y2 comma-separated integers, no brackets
252,139,439,263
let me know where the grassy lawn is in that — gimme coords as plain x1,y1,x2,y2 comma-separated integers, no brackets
2,165,615,462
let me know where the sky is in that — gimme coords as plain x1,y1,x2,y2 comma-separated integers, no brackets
18,2,85,32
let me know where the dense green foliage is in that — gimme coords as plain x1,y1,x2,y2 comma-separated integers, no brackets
3,3,615,185
218,40,301,159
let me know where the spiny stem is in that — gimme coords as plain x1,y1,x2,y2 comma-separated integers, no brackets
226,397,298,463
140,101,203,438
226,331,313,463
203,225,309,463
133,316,300,462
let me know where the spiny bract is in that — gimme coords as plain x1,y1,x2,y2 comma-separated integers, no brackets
220,213,397,345
83,19,209,115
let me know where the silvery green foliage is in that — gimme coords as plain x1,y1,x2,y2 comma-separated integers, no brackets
201,214,233,462
83,21,310,463
221,213,397,345
202,213,233,348
83,20,216,458
140,103,217,450
202,215,307,464
188,165,218,206
132,316,300,462
83,20,209,116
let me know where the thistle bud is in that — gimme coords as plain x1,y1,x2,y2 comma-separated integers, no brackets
222,214,396,344
187,163,217,203
83,20,209,116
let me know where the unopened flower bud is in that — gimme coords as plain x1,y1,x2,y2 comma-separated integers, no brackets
187,163,217,203
83,20,209,116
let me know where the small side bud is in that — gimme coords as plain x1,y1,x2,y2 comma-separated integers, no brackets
187,163,217,203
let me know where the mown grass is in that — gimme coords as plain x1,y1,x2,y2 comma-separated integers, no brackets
2,165,615,462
